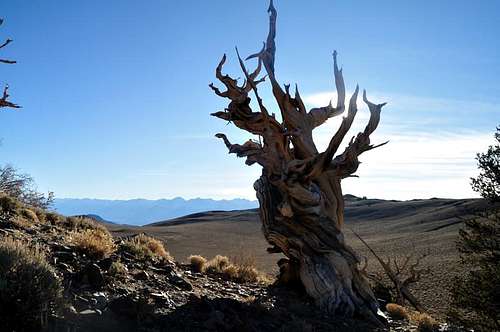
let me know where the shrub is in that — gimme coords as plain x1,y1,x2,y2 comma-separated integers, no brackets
386,303,409,320
0,237,62,331
108,261,128,276
414,313,439,332
188,254,207,272
230,253,264,283
69,227,116,259
34,208,47,223
20,207,39,223
471,126,500,202
0,193,21,220
45,211,63,224
205,255,230,274
122,234,172,261
0,165,54,209
222,263,239,279
201,254,270,283
63,216,102,230
448,127,500,331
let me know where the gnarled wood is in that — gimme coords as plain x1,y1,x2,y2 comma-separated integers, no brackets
0,18,18,109
353,228,428,312
211,1,387,324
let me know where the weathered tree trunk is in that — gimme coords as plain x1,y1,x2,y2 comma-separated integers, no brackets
255,175,379,320
210,0,387,323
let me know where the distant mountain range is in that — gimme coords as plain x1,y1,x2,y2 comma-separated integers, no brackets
53,197,258,225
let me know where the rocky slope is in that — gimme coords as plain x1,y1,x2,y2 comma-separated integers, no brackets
0,201,462,331
108,197,498,318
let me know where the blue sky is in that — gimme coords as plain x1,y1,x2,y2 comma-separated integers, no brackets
1,0,498,200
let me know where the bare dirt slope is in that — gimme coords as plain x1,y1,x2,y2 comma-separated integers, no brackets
106,196,497,317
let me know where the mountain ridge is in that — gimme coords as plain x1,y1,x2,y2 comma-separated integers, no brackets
54,197,258,225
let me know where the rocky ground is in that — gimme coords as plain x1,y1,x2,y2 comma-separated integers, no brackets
113,197,500,320
0,215,466,332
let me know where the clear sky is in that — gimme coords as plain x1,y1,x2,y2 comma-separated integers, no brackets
1,0,499,201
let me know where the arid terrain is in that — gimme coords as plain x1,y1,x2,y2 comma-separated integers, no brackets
107,195,497,318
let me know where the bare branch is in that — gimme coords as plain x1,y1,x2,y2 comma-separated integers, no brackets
0,85,20,109
0,38,12,50
215,133,264,166
308,51,346,127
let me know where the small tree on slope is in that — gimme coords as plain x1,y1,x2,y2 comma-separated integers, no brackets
449,126,500,331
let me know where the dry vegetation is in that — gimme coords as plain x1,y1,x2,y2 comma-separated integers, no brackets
413,313,439,332
189,253,271,284
386,303,409,320
108,261,128,277
122,233,172,261
386,303,440,331
69,227,116,259
188,254,207,273
0,237,62,331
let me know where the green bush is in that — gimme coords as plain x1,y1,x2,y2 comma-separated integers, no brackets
449,127,500,331
0,237,62,331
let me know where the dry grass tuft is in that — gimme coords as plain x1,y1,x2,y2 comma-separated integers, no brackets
108,261,128,276
45,211,63,224
62,216,102,230
19,208,39,223
33,208,47,223
188,254,207,272
222,263,239,279
0,237,62,331
0,195,39,228
194,253,272,284
69,227,116,259
413,313,439,332
205,255,230,273
386,303,409,320
0,194,22,220
122,234,172,261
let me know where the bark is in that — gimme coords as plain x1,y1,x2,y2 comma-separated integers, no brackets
211,0,387,324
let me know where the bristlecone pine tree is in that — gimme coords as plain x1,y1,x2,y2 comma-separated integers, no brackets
449,126,500,331
211,1,386,323
0,18,19,109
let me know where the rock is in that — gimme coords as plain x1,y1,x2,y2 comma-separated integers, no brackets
168,273,193,291
84,263,105,288
109,296,139,318
56,262,74,274
79,309,102,316
92,292,108,310
53,243,73,252
109,295,153,319
97,257,114,271
134,270,149,281
53,251,76,263
150,292,169,301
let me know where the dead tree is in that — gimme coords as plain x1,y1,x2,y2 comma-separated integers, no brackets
211,1,387,322
0,18,19,109
354,230,429,312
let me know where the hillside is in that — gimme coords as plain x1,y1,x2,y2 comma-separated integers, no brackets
107,196,497,318
54,197,258,225
0,194,422,331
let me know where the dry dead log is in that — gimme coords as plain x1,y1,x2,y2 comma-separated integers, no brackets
0,18,19,109
211,1,387,324
352,229,428,312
